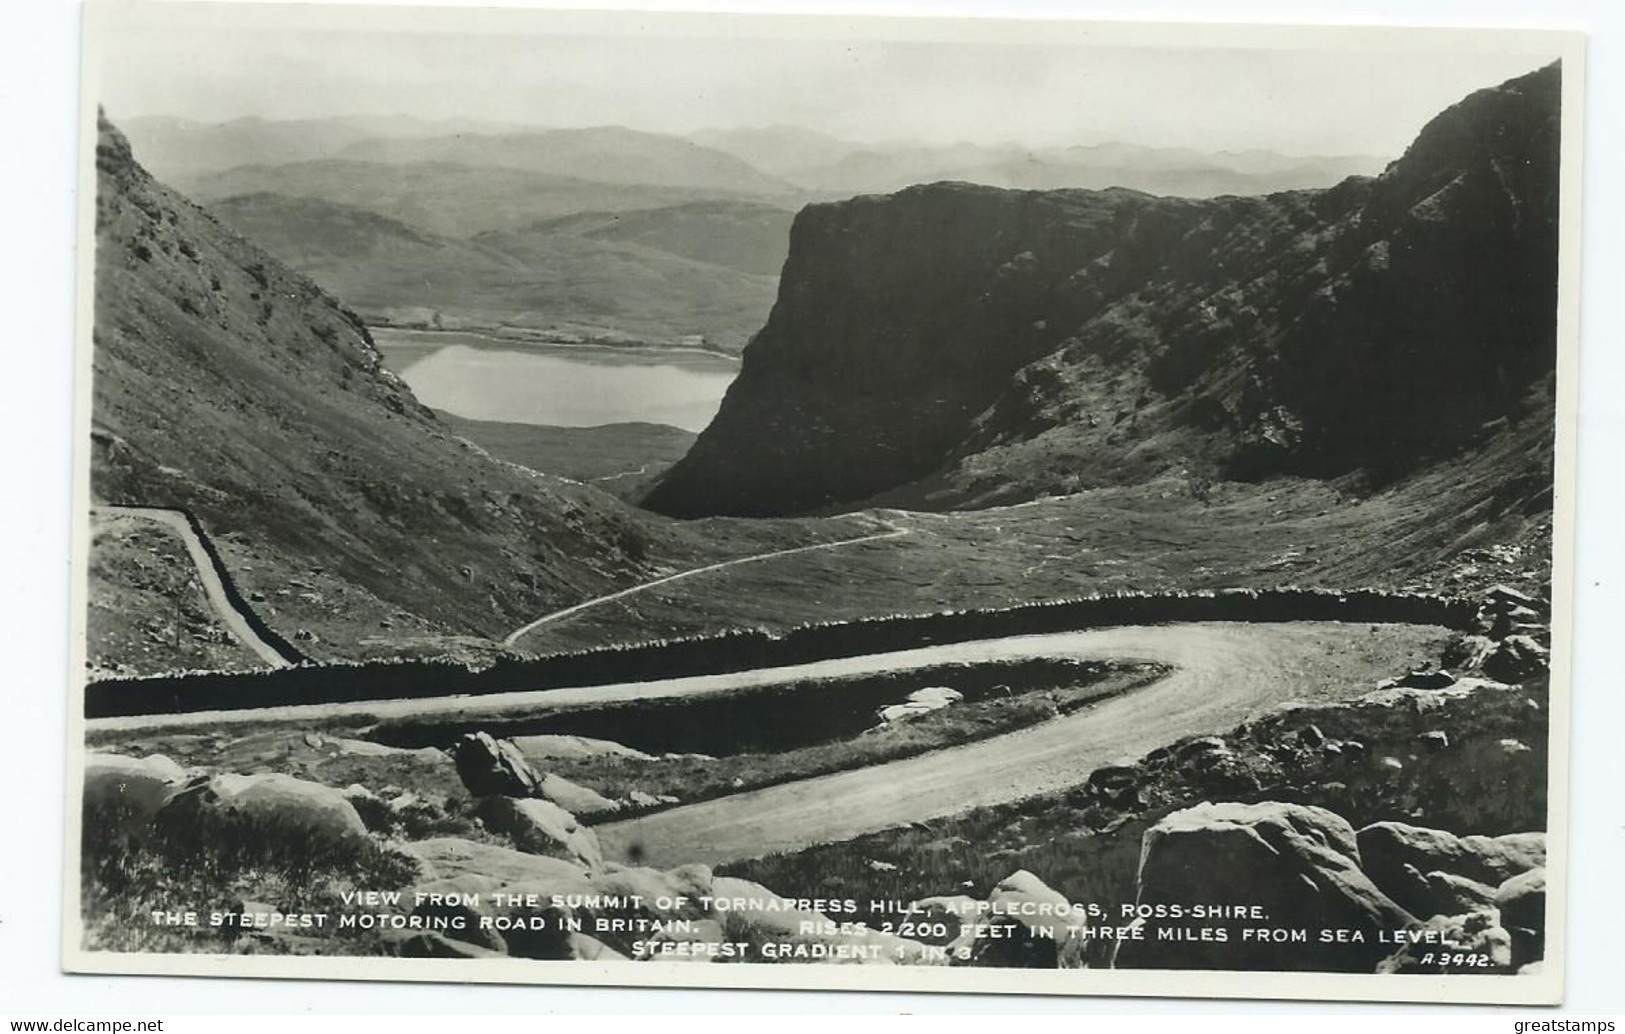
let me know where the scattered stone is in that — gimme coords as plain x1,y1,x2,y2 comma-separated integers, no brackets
1298,724,1327,748
1499,738,1532,755
1176,736,1230,761
454,732,542,798
1418,730,1451,751
1378,909,1513,974
475,796,602,869
966,870,1087,968
1084,764,1141,805
1442,635,1498,673
1483,636,1550,683
1495,868,1546,967
1395,669,1457,690
1118,801,1414,972
1485,585,1543,612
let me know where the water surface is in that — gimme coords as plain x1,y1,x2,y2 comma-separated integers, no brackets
373,328,738,432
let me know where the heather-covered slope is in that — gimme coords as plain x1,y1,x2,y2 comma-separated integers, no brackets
90,112,697,661
644,64,1560,518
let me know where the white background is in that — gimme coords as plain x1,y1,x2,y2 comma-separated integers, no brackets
2,0,1620,1017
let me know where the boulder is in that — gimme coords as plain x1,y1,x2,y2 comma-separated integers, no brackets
907,686,964,708
1118,801,1414,972
1442,635,1498,673
877,702,937,723
709,876,940,965
82,753,187,852
1083,765,1141,806
475,796,602,869
1485,585,1543,613
401,836,588,885
1495,868,1546,967
877,687,963,724
155,772,371,865
965,870,1087,968
510,734,654,762
1377,909,1513,974
1395,669,1457,690
410,862,711,960
1483,636,1550,683
1357,822,1544,912
329,737,447,763
454,732,542,798
1421,871,1499,918
538,773,621,818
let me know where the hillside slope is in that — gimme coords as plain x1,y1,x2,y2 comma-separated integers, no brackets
207,192,778,348
526,200,795,276
644,63,1560,518
90,112,700,661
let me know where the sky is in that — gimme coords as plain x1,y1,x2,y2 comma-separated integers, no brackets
92,5,1567,158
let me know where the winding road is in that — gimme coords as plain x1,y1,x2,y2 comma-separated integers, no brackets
502,519,910,647
91,617,1445,869
594,621,1441,867
92,506,295,669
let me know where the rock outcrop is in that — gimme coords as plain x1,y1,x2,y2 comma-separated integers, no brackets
82,753,187,853
1118,801,1414,972
454,732,544,798
474,795,603,869
154,772,371,864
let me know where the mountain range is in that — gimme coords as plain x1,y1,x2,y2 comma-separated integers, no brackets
116,113,1390,350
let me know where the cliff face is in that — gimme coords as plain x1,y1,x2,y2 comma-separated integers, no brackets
644,64,1560,517
91,113,673,657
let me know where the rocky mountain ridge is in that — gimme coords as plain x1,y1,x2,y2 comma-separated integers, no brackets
645,63,1561,517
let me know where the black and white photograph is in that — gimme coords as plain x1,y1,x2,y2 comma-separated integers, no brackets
62,1,1582,1004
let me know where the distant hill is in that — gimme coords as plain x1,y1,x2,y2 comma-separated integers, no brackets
175,159,795,238
525,200,796,276
689,125,856,178
117,113,525,180
790,141,1386,196
336,126,800,197
209,192,780,348
434,413,696,487
91,112,690,659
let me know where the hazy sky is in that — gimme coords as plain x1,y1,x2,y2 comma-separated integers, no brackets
93,6,1565,157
